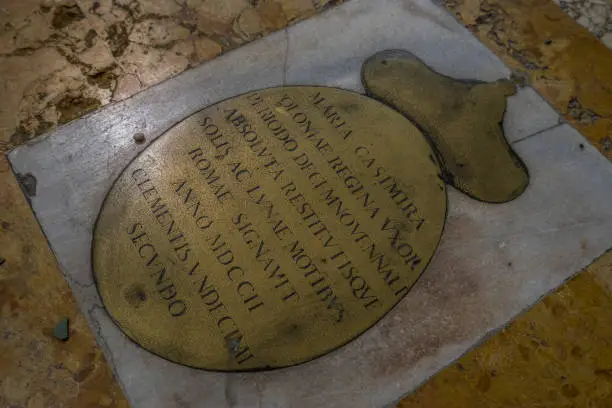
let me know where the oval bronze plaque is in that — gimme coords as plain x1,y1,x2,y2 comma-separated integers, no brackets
93,87,447,370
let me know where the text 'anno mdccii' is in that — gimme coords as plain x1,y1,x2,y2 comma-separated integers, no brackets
92,86,446,370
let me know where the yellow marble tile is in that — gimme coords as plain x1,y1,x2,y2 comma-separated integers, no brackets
0,157,129,408
398,251,612,408
444,0,612,159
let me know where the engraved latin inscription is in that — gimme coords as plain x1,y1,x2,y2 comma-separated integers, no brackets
93,87,446,370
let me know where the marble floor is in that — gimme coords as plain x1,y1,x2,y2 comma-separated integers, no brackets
0,0,340,153
1,0,611,407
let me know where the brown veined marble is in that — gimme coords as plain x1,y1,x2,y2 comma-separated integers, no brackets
553,0,612,49
398,250,612,408
362,50,528,203
0,0,120,154
443,0,612,160
0,0,343,154
0,157,129,408
75,0,338,89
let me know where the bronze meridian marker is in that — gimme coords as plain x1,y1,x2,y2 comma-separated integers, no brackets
362,50,529,203
93,87,447,370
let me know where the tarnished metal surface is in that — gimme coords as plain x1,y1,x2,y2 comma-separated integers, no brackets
363,50,529,203
93,87,445,370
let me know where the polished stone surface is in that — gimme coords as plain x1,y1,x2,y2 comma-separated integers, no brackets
8,0,612,407
0,156,128,408
399,250,612,407
0,0,341,154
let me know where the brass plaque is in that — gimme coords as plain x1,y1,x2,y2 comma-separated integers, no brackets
93,87,446,371
363,50,529,203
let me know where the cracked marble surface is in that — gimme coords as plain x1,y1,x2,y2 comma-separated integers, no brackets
0,0,117,151
0,0,341,154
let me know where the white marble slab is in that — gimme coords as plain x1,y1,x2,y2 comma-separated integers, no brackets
7,0,612,407
504,87,561,143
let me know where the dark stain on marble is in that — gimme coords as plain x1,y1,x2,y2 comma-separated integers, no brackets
106,21,129,57
86,63,118,89
52,3,85,29
55,94,102,123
